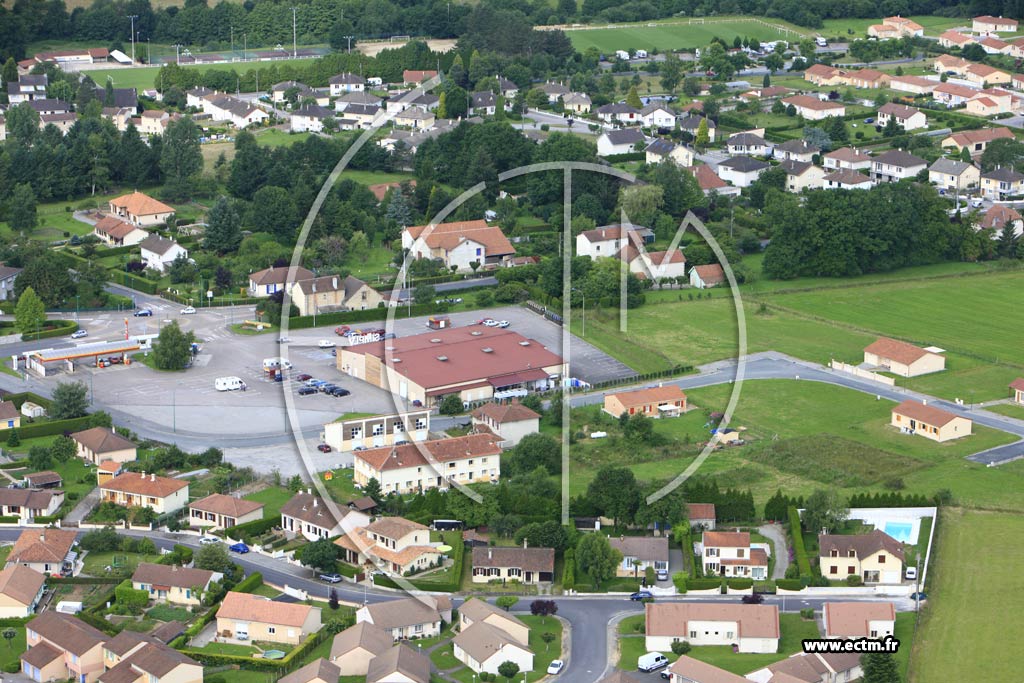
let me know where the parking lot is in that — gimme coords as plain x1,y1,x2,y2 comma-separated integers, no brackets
5,302,635,467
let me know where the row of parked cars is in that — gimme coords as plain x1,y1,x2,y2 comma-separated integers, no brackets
297,378,351,397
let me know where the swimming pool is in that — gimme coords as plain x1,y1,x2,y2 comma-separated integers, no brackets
884,521,914,543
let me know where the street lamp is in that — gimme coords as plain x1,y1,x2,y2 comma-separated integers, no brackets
75,295,80,322
571,287,585,337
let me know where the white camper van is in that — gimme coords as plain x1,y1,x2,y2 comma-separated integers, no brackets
262,357,293,371
215,376,247,391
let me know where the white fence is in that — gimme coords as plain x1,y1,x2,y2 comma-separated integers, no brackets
830,360,896,386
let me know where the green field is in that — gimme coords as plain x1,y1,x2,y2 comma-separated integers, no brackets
568,379,1023,511
820,15,963,38
88,57,328,92
564,16,807,53
910,509,1024,682
243,485,295,518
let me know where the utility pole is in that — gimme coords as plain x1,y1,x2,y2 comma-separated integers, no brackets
231,26,234,57
128,15,138,63
345,35,355,53
291,7,298,58
173,43,182,65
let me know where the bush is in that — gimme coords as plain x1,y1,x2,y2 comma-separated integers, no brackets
115,579,150,612
845,574,863,587
227,516,279,543
233,572,265,594
670,640,691,655
726,578,753,590
775,579,804,591
644,566,656,586
4,662,21,674
672,573,687,593
800,608,815,619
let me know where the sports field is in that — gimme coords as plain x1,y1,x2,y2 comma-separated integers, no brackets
563,17,806,53
820,15,964,38
87,56,325,91
910,509,1024,682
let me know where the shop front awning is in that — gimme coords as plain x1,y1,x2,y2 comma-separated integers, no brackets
488,368,549,389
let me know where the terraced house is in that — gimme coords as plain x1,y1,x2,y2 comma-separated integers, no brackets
22,611,107,683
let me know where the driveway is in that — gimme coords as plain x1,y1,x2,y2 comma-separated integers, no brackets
758,523,790,580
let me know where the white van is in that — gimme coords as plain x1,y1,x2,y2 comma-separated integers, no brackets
262,357,293,370
215,376,247,391
637,652,669,673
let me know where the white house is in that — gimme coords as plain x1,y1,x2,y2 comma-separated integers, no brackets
206,96,269,129
640,103,675,128
782,94,846,120
281,489,369,542
870,150,927,183
823,602,896,639
645,602,780,653
726,132,769,156
139,235,187,273
576,224,633,259
645,138,694,167
716,156,769,187
291,104,333,133
822,168,873,190
356,596,452,641
453,600,534,675
471,401,540,447
689,263,725,289
701,530,768,580
609,536,669,577
596,128,646,157
329,73,365,96
595,102,640,124
877,102,928,131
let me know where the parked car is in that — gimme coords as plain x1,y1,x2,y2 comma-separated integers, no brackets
863,117,874,123
317,443,332,453
318,339,335,348
435,297,463,305
181,306,196,314
228,543,250,554
335,325,351,336
198,536,220,545
106,356,123,365
910,591,928,601
497,320,510,328
276,337,291,344
319,383,339,393
298,386,317,396
133,309,153,317
274,374,284,382
295,373,312,382
637,652,668,673
482,319,499,327
629,590,653,601
656,569,669,581
905,567,918,581
328,386,351,397
546,661,564,675
319,573,342,583
71,329,88,339
659,671,671,680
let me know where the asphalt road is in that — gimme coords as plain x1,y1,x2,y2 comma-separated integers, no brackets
0,528,918,683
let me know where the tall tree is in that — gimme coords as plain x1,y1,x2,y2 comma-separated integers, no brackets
50,381,89,419
659,53,682,92
585,466,640,527
14,286,45,336
152,321,196,371
204,196,243,253
802,489,848,534
695,118,710,148
160,117,202,201
860,653,900,683
8,183,37,234
575,534,621,588
625,85,642,109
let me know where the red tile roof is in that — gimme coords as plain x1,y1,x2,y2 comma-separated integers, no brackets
109,191,173,217
607,385,686,410
646,603,779,639
892,400,960,428
355,433,502,472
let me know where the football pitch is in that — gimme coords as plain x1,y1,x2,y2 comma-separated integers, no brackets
563,17,806,53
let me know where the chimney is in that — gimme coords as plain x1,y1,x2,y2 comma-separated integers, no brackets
488,548,492,560
523,538,528,549
140,471,146,478
151,473,156,481
40,532,45,543
332,277,338,290
307,488,312,495
111,426,116,434
313,498,318,507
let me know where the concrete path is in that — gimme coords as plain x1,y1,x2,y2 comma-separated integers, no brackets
758,522,790,580
64,486,101,524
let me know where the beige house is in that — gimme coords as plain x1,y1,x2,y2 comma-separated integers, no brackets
91,216,148,247
367,644,431,683
6,528,79,576
71,427,137,465
278,658,339,683
289,275,384,317
216,592,322,645
394,107,435,129
938,30,977,48
324,411,431,452
973,14,1019,32
891,400,972,443
471,545,555,585
818,530,905,584
804,64,846,87
471,401,540,447
781,95,845,120
100,472,189,514
22,611,106,683
780,160,826,193
868,15,923,38
330,622,392,676
454,601,534,675
746,652,863,683
645,139,694,167
701,531,768,580
131,563,221,606
353,434,502,495
0,564,45,617
562,92,591,113
928,159,980,192
963,63,1012,86
942,127,1014,155
108,191,174,227
824,147,872,171
863,338,945,377
0,401,21,430
0,488,63,523
981,167,1024,199
603,385,687,418
402,220,516,272
823,602,896,639
645,602,779,653
668,656,748,683
281,490,370,542
99,633,202,683
1010,378,1024,403
356,596,452,640
609,536,669,578
846,68,890,89
188,493,264,530
96,461,124,486
335,516,442,576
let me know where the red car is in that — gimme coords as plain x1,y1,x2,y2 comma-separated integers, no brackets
296,373,312,382
334,325,350,336
317,443,332,453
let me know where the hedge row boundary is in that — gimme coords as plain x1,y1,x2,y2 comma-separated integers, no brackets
789,506,812,578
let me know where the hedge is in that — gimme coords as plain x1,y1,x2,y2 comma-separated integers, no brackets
603,151,647,163
107,269,159,295
0,460,28,469
93,244,138,259
4,392,52,410
286,303,436,330
0,516,19,524
726,578,753,590
684,578,723,591
48,577,120,585
181,628,329,671
15,415,93,439
0,616,33,626
233,571,264,594
224,516,280,543
562,549,575,591
788,506,812,578
76,609,119,635
33,514,60,524
23,320,79,341
672,573,687,593
185,605,219,637
775,579,805,591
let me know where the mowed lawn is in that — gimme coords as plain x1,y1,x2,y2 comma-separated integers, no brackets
565,17,803,53
910,509,1024,683
820,15,963,38
89,57,326,91
568,380,1024,511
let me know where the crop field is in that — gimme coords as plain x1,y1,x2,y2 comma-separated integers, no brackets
910,509,1024,682
568,379,1023,511
563,17,805,53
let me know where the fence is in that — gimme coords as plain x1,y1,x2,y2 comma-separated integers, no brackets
829,361,896,386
